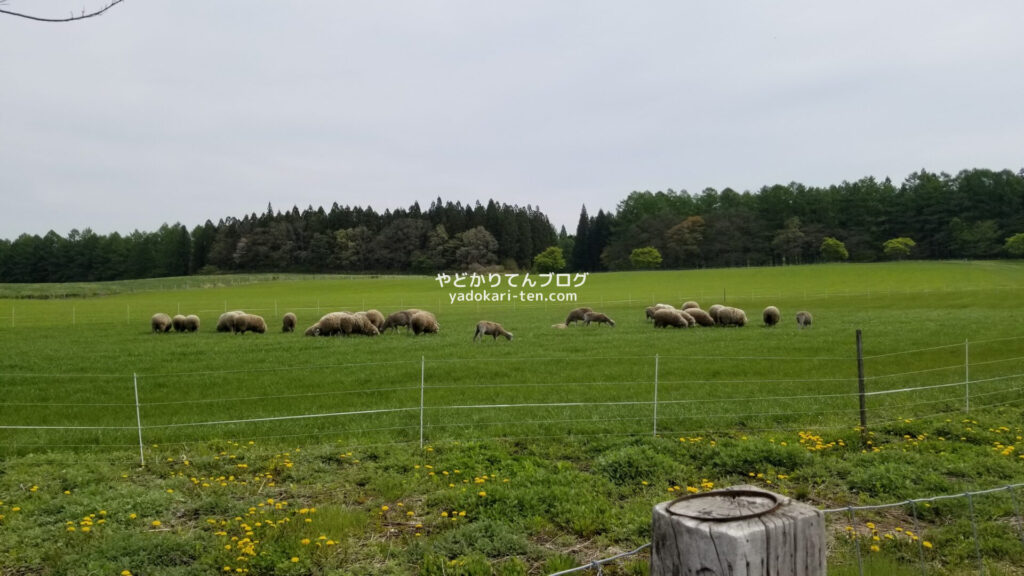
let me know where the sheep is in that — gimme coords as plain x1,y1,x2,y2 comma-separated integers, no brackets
652,308,688,328
707,304,725,324
381,309,422,333
763,306,781,327
583,312,615,327
282,312,297,333
653,303,676,311
681,301,700,311
474,320,513,341
352,312,381,336
645,306,657,321
217,310,245,333
183,314,201,332
172,314,188,332
796,310,813,329
716,306,747,327
552,323,568,329
410,311,439,335
684,308,716,327
678,310,696,327
362,309,385,330
313,312,349,336
303,324,320,337
231,313,267,334
565,307,594,326
151,313,172,333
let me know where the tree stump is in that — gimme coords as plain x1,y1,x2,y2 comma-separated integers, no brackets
651,485,825,576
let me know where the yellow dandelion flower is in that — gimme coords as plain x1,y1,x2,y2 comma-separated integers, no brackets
290,557,299,563
923,541,933,549
478,491,487,497
151,520,162,527
869,545,880,552
121,571,132,576
381,505,389,512
301,538,310,545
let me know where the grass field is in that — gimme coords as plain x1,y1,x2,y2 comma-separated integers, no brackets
1,262,1023,575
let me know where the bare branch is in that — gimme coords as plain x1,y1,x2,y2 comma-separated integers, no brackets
0,0,125,22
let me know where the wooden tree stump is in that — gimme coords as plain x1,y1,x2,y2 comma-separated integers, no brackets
651,485,825,576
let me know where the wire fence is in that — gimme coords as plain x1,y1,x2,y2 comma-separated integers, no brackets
547,483,1024,575
0,337,1022,465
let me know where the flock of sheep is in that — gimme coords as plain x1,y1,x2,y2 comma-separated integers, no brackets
639,302,812,329
150,302,812,340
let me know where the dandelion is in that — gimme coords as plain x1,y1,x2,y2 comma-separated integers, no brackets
381,505,389,512
129,513,137,519
869,545,880,552
923,541,933,549
301,538,310,545
478,491,487,498
290,557,299,563
151,520,162,527
122,571,132,576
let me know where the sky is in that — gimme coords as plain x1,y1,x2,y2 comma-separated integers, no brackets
2,1,1023,239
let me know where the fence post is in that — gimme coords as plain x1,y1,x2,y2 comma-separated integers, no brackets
72,305,76,326
856,330,867,442
653,354,660,437
133,373,145,467
965,339,970,413
651,486,825,575
420,356,425,449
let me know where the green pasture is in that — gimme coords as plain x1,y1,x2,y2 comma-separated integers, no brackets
1,262,1023,575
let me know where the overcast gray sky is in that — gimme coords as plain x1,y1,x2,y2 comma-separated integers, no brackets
2,1,1023,239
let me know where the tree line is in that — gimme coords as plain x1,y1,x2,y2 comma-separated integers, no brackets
1,168,1023,283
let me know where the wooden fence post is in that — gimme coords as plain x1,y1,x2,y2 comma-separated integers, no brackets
651,485,825,575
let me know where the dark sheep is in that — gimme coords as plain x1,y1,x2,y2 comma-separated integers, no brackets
796,310,813,329
763,306,781,327
282,312,297,333
381,309,422,333
565,307,594,326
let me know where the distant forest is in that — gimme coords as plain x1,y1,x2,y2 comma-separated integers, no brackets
1,168,1022,283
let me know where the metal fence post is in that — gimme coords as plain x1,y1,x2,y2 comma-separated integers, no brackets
653,354,659,437
420,356,425,449
133,373,145,467
857,330,867,441
965,339,970,413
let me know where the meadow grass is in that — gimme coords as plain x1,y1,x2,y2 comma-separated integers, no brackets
0,261,1023,574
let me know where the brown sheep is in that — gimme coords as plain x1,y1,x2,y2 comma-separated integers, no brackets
717,306,747,327
565,307,594,326
381,309,422,333
231,313,267,334
172,314,188,332
183,314,201,332
474,320,513,341
282,312,297,333
151,313,172,333
645,306,657,321
684,308,716,327
652,308,688,328
707,304,725,324
410,311,439,335
583,312,615,327
796,310,813,329
763,306,781,327
217,310,245,332
681,301,700,311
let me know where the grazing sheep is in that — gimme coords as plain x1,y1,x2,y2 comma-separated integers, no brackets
796,310,813,329
653,308,688,328
313,312,351,336
381,309,422,333
681,301,700,311
303,324,320,337
707,304,725,324
565,307,594,326
763,306,781,327
151,313,172,333
583,312,616,327
183,314,201,332
217,310,245,332
552,323,568,329
474,321,513,341
282,312,297,333
684,308,715,327
653,303,676,311
231,313,267,334
410,311,439,335
717,306,747,327
352,312,380,336
678,310,696,327
362,309,385,330
645,306,657,321
172,314,188,332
